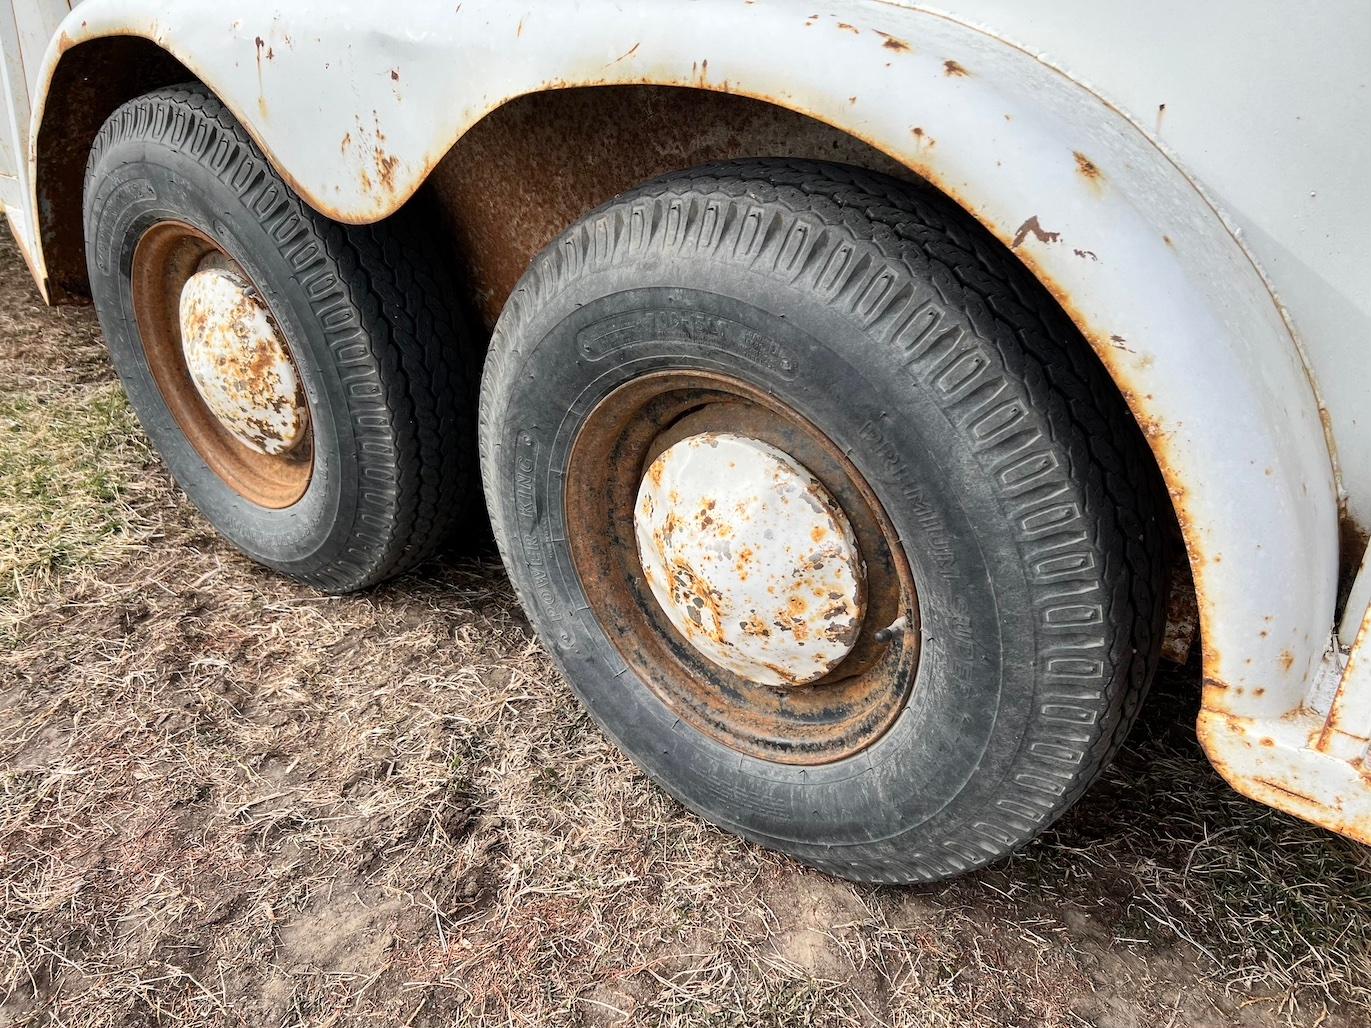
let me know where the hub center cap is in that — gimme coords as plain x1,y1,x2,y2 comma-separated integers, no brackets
178,268,307,456
634,432,866,686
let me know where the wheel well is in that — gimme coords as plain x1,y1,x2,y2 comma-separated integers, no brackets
423,86,920,330
423,84,1192,654
36,36,191,303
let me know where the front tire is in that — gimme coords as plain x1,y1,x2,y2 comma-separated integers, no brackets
84,84,474,592
480,159,1165,883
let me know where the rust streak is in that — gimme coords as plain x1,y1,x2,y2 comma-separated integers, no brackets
875,31,911,52
376,154,398,192
1254,778,1325,808
253,36,268,117
943,59,969,77
1074,151,1103,188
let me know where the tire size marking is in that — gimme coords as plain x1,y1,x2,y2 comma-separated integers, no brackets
576,308,798,380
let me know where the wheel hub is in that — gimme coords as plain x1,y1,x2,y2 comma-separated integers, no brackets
566,372,918,765
634,433,865,686
131,220,313,509
178,268,307,456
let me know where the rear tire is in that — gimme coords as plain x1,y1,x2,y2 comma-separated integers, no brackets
84,84,474,592
480,159,1165,883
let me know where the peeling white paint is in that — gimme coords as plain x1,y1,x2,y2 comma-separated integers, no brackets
635,433,865,686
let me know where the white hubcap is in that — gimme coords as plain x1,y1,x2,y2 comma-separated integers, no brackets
178,268,306,456
634,432,866,686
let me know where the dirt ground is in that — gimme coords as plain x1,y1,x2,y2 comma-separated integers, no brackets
1,231,1369,1028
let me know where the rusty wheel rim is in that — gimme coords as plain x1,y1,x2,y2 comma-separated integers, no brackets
567,371,919,765
131,221,313,509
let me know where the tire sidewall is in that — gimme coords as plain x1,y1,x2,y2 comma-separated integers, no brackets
484,238,1074,875
85,128,383,580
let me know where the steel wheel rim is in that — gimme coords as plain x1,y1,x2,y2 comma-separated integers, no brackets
131,220,313,508
566,371,919,765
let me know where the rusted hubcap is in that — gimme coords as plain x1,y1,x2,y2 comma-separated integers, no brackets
132,222,312,508
567,371,918,765
179,268,308,457
634,432,865,686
